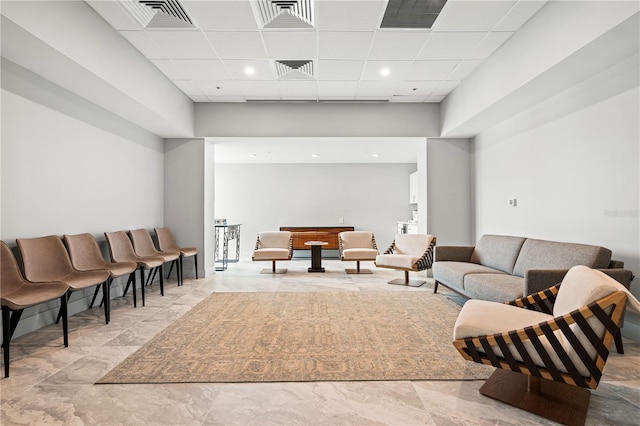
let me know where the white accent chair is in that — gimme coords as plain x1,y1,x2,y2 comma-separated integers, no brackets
452,265,640,425
252,231,293,274
375,234,436,287
338,231,379,274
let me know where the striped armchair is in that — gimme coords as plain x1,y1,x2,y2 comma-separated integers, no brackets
452,265,640,425
374,234,436,287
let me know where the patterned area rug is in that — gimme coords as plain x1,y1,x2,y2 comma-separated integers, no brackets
97,292,493,384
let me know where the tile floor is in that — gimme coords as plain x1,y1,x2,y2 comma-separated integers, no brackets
1,259,639,425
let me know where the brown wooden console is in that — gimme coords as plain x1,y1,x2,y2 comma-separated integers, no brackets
280,226,354,250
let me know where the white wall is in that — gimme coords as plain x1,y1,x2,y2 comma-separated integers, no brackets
1,64,164,337
473,86,640,339
215,163,415,259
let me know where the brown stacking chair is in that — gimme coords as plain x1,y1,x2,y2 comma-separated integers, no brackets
104,231,164,307
16,236,110,324
1,241,69,378
129,229,181,286
63,233,138,314
155,227,198,284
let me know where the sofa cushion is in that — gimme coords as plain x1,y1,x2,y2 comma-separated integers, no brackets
512,239,612,278
469,235,526,274
433,261,505,289
463,274,524,303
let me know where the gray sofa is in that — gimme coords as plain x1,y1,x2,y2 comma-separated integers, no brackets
433,234,634,303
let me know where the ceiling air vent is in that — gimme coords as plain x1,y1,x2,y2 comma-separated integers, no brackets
380,0,448,29
276,60,314,80
254,0,314,29
120,0,195,29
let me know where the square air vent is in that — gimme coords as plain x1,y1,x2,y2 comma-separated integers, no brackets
120,0,195,29
275,60,314,80
254,0,314,29
381,0,448,29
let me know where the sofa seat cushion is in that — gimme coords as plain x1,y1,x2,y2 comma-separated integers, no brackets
342,248,378,260
463,273,524,303
512,239,612,277
453,299,575,374
376,254,420,270
433,261,505,289
252,248,290,260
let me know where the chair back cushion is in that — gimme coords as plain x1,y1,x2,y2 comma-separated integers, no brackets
129,229,159,256
17,236,74,282
340,231,374,250
258,231,291,249
63,233,106,271
469,235,526,274
513,238,612,278
155,227,179,252
105,231,138,263
1,241,26,296
394,234,433,255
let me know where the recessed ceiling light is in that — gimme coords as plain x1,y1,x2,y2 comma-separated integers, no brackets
372,153,380,158
311,154,319,158
244,66,256,76
249,153,257,157
380,67,391,77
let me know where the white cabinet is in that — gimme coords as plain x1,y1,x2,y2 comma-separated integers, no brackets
409,172,418,204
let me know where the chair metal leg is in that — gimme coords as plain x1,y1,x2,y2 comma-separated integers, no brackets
166,261,174,279
387,270,425,287
146,267,158,287
159,265,165,296
60,295,69,347
140,268,146,307
131,271,137,308
102,279,111,324
8,309,24,342
2,306,11,378
194,254,199,279
56,292,71,324
179,257,183,286
89,285,101,309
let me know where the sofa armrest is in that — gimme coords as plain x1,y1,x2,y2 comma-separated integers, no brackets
434,245,475,262
597,268,634,290
524,269,569,296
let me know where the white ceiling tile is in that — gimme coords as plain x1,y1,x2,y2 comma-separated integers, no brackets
145,31,217,59
433,80,460,96
318,31,374,60
173,80,204,96
361,61,413,81
395,81,440,96
390,95,428,103
433,1,516,31
182,1,259,30
86,1,143,31
151,60,190,80
406,60,460,80
418,32,486,60
262,31,318,59
198,81,242,97
317,60,365,80
425,95,446,103
317,81,359,97
235,81,280,98
205,31,267,59
277,81,318,97
357,81,399,97
368,31,430,60
223,60,275,80
446,60,482,80
468,32,513,59
317,1,386,31
120,31,167,59
493,1,547,31
172,60,230,80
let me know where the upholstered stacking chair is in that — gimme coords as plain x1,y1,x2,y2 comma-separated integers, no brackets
338,231,379,274
104,231,165,307
63,233,137,313
375,234,436,287
155,227,198,284
452,265,640,426
16,236,110,324
1,241,69,378
129,229,182,287
252,231,293,274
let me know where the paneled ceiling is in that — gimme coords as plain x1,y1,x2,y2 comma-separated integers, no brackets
88,0,547,103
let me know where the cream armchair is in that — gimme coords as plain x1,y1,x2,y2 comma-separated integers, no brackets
252,231,293,274
375,234,436,287
452,265,640,425
338,231,379,274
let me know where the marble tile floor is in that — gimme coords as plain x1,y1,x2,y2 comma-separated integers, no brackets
1,259,639,425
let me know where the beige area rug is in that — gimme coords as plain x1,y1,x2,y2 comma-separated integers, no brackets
97,292,493,384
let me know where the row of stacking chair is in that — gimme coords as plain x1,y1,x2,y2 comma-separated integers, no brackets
0,227,197,377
